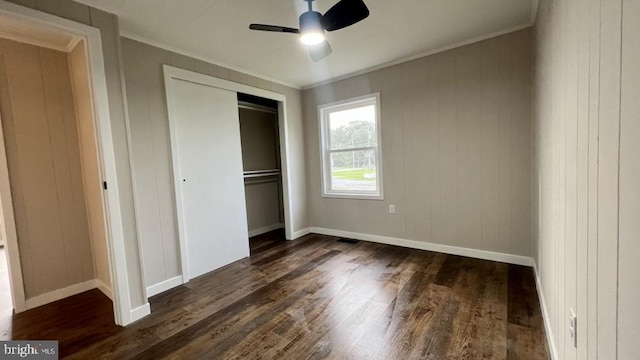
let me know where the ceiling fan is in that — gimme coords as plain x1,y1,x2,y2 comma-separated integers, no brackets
249,0,370,62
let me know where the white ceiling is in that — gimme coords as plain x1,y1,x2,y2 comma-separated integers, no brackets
74,0,535,88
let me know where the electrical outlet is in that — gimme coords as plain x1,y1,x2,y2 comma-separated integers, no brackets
388,204,396,214
569,308,577,348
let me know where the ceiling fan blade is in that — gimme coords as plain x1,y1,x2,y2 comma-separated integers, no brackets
249,24,300,34
309,40,332,62
322,0,370,31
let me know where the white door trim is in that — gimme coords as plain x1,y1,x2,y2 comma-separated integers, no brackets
0,1,135,325
163,65,294,282
0,94,25,313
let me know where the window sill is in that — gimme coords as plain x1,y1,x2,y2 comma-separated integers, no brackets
322,193,384,201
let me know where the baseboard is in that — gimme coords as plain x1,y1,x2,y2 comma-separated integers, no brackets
290,227,311,240
25,280,97,310
95,279,112,300
532,262,558,360
309,227,533,266
248,223,283,238
146,275,184,297
128,303,151,325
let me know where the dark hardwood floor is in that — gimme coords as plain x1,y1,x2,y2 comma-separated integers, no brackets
1,231,549,359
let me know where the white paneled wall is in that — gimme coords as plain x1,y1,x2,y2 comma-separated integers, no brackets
618,0,640,358
303,29,532,258
532,0,639,358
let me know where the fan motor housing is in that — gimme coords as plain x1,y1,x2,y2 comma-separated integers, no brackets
299,11,324,33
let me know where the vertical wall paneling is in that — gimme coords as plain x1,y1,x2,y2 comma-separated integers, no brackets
575,0,592,358
303,29,533,257
455,43,482,252
510,30,533,257
533,0,582,357
496,34,514,257
436,50,459,247
400,59,415,241
617,0,640,357
533,0,637,357
480,37,501,253
585,0,601,356
597,0,622,357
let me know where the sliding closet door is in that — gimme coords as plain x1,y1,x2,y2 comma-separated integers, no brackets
169,78,249,280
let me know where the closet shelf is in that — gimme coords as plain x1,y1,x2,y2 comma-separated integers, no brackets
243,169,280,178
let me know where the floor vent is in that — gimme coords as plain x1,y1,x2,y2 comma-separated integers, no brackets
337,238,359,244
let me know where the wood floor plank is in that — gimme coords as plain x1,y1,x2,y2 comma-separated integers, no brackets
463,262,509,359
508,265,542,328
507,323,549,360
433,254,466,287
446,258,492,358
507,264,549,359
1,230,549,359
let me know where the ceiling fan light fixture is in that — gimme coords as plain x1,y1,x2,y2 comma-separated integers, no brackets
299,11,325,45
249,0,370,61
300,31,325,45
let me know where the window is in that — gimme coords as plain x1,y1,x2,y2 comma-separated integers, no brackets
319,93,383,199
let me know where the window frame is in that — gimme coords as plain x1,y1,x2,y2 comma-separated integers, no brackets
318,93,384,200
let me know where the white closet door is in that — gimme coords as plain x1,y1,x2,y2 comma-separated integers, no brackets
170,78,249,280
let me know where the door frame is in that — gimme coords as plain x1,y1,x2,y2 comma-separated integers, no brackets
163,65,293,282
0,1,134,325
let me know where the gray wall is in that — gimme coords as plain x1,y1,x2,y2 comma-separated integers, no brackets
6,0,147,310
120,38,307,290
532,0,639,358
303,29,532,257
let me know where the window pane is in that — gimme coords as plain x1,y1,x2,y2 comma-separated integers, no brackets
330,150,377,191
329,104,376,150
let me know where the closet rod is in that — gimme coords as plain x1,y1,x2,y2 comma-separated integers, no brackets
238,101,278,114
243,169,281,178
243,172,280,179
244,177,279,185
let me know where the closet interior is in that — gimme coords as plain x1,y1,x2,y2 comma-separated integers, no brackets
237,94,285,237
0,37,112,311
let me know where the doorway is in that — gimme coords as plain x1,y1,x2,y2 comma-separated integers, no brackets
0,2,135,326
238,94,286,238
164,65,294,287
0,34,113,309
